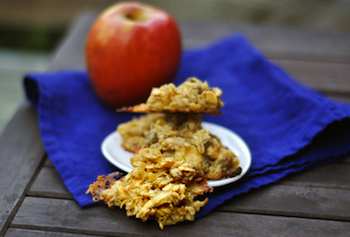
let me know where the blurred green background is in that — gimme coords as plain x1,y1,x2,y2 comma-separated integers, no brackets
0,0,350,132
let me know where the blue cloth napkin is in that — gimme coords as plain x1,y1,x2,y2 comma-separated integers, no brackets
24,34,350,217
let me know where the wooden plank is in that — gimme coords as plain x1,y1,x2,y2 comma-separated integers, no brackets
0,12,92,235
12,197,350,237
181,22,350,62
281,162,350,189
28,164,350,221
7,53,349,102
29,159,350,200
5,228,103,237
0,104,45,235
48,13,93,71
53,12,350,64
28,166,71,199
47,13,350,96
220,184,350,221
4,12,348,233
271,60,350,94
0,0,346,31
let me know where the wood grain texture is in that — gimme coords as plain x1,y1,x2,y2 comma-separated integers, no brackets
12,197,350,237
271,60,350,94
280,162,350,189
46,13,350,95
0,104,44,235
28,163,350,221
5,228,102,237
48,13,93,71
0,13,89,235
182,22,350,62
220,184,350,221
4,13,350,236
29,160,350,199
58,12,350,64
2,0,349,32
28,167,71,199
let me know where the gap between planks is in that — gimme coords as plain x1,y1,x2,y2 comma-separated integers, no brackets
0,104,46,236
10,197,350,237
51,12,350,69
26,163,350,223
4,11,345,237
5,227,104,237
50,15,350,95
0,158,46,237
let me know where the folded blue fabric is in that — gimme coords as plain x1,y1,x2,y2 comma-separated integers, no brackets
24,34,350,217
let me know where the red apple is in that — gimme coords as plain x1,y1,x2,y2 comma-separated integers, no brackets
85,2,182,108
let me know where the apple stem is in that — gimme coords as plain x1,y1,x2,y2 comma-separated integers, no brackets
124,8,148,22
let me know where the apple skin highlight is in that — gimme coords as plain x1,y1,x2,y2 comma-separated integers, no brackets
86,2,182,108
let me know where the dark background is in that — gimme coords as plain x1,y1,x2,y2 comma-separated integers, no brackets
1,0,349,51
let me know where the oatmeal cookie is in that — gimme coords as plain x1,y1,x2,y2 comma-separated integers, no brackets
119,77,223,113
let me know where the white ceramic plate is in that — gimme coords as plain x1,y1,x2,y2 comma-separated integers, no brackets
101,122,251,187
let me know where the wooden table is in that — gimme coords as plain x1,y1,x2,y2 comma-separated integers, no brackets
1,13,350,237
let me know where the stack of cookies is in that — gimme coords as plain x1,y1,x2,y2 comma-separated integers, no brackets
88,77,241,229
